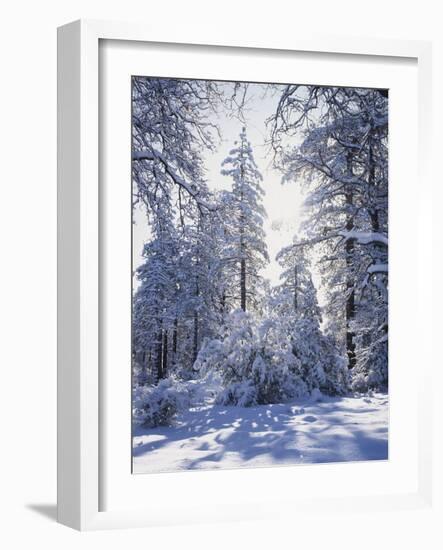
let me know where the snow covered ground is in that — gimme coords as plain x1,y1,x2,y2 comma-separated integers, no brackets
133,392,388,474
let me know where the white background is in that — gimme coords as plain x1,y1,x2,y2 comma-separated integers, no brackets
0,1,442,548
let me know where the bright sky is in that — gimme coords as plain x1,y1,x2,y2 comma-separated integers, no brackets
132,82,305,287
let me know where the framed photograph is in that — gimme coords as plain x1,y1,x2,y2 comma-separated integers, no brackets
57,19,433,530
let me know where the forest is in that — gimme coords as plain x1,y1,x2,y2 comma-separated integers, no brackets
131,78,389,472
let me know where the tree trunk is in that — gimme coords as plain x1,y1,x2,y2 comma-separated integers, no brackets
368,138,380,233
345,285,356,369
221,290,226,314
293,265,298,310
162,330,168,377
345,152,356,369
193,275,200,363
147,350,152,379
240,258,246,311
155,327,163,381
193,311,198,363
172,317,178,359
193,219,201,364
140,351,147,384
239,159,246,311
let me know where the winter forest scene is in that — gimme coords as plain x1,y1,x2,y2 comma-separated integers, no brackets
131,77,389,474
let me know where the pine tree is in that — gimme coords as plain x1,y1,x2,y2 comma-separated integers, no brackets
273,240,348,394
275,238,321,321
133,219,179,383
220,128,269,312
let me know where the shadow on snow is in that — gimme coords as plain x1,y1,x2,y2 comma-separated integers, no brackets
133,395,388,470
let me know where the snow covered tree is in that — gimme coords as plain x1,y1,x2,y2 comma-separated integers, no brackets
269,85,388,390
275,238,321,321
131,79,258,382
132,77,219,216
177,206,224,370
133,219,180,383
133,196,233,382
195,310,307,406
221,128,269,312
272,240,348,394
132,78,251,218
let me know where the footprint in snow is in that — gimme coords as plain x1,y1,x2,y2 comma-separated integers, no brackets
302,415,318,423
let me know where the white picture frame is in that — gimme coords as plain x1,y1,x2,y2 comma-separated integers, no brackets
57,19,433,531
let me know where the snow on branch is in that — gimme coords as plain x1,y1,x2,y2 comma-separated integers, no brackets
338,231,388,247
367,263,388,274
287,230,388,262
132,151,156,161
133,149,215,211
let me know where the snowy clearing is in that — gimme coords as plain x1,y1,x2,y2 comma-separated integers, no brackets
133,392,388,474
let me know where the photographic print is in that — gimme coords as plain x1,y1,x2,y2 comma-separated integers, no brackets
131,77,388,474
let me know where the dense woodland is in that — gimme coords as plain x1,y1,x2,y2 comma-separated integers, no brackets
131,78,388,429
